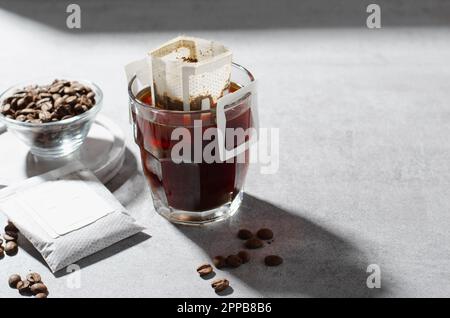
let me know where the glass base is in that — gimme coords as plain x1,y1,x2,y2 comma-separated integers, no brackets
153,190,243,226
30,143,83,158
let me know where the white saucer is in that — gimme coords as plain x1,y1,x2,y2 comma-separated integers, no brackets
0,114,125,186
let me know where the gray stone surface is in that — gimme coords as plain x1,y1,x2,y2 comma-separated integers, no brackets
1,1,450,297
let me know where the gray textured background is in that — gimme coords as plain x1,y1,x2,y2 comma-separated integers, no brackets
0,0,450,297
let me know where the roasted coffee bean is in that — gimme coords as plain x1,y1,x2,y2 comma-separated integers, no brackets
86,91,95,100
5,222,18,233
30,283,48,295
5,241,18,255
4,231,18,241
2,80,95,124
196,264,213,277
237,251,250,264
39,93,52,99
10,98,18,108
36,98,51,106
54,97,65,108
65,96,77,105
39,111,52,122
15,115,26,122
264,255,283,267
12,92,26,99
256,228,273,240
211,279,229,293
19,108,37,115
16,98,27,108
8,274,21,288
74,104,84,114
237,229,253,240
1,103,11,113
40,102,53,112
213,256,227,269
63,87,75,95
49,85,63,94
79,95,92,107
16,280,31,294
226,255,242,268
35,293,47,298
73,84,85,93
244,238,263,249
26,273,41,284
0,246,4,257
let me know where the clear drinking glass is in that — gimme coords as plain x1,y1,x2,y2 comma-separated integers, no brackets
128,63,256,225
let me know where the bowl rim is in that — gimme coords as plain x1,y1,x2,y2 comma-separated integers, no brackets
0,78,103,128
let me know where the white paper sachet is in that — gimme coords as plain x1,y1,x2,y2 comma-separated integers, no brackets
0,161,144,273
149,36,232,111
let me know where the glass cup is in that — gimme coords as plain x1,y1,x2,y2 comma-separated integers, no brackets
128,63,256,225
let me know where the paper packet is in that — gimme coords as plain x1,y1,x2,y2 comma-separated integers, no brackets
0,161,144,273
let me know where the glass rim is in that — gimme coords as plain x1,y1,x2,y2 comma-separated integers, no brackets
128,62,255,114
0,78,103,128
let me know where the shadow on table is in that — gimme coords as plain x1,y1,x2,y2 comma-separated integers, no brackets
106,147,138,193
176,194,389,297
0,0,449,33
24,138,139,192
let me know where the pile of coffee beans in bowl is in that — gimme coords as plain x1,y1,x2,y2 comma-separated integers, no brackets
0,79,96,124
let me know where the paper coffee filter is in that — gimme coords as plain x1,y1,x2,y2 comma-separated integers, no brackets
149,36,232,111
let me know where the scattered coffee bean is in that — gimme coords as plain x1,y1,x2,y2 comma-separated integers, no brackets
16,280,31,294
26,273,42,285
30,283,48,295
237,229,253,240
4,231,18,241
0,246,4,257
0,79,96,123
237,251,250,264
5,222,18,233
226,255,242,268
196,264,213,277
211,279,229,293
35,293,47,298
8,274,21,288
256,228,273,240
5,241,18,255
213,256,227,269
264,255,283,267
244,237,263,249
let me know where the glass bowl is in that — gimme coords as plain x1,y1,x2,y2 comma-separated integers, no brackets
0,79,103,158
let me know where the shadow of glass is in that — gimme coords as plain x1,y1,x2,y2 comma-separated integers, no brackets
25,138,138,189
0,0,448,33
106,147,138,193
175,193,390,297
